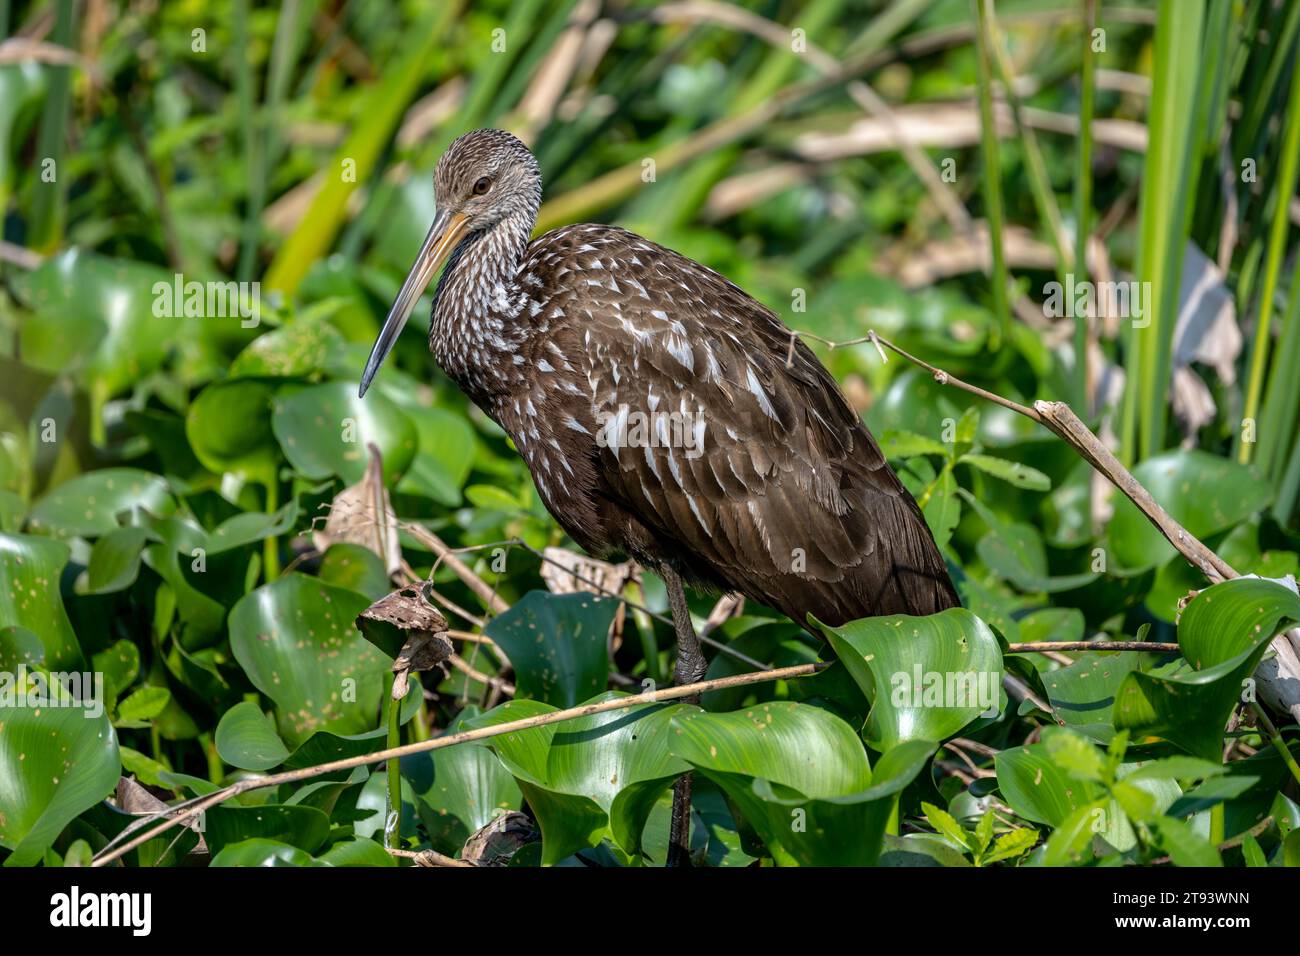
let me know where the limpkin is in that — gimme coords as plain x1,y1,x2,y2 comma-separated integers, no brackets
360,128,959,863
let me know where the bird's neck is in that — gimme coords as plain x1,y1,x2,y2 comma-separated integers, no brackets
430,209,534,402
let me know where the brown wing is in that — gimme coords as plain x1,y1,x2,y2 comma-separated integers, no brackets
521,224,959,625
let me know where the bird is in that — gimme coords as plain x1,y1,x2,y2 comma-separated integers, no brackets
359,128,960,863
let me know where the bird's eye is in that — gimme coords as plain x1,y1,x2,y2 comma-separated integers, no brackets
473,176,492,195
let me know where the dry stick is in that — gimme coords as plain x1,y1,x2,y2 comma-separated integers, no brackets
90,662,823,868
448,653,516,697
388,847,474,868
402,523,511,616
1006,641,1179,653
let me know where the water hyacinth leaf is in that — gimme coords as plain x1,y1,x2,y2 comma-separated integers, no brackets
186,379,280,486
396,405,477,506
995,741,1102,827
402,711,523,855
205,500,300,554
27,469,174,539
282,726,389,770
84,525,156,594
115,686,172,726
818,608,1004,750
461,700,604,864
962,488,1097,593
12,250,175,420
485,591,615,707
228,574,387,745
209,839,326,867
464,695,686,862
1040,652,1143,742
0,627,44,671
124,409,208,483
230,317,344,378
1108,450,1273,570
215,701,293,771
0,533,82,669
271,381,417,486
669,703,927,866
677,702,874,797
315,837,395,867
1114,578,1300,760
202,804,331,858
317,543,391,601
139,515,227,644
1017,607,1085,645
548,695,687,856
0,698,120,866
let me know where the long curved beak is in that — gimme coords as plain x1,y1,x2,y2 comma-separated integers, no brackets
358,208,471,397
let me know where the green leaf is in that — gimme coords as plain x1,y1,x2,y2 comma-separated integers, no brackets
228,574,387,745
0,533,82,669
315,837,395,867
216,701,293,771
1040,798,1107,866
186,379,280,485
879,429,949,459
818,607,1004,750
12,251,176,419
230,318,343,378
922,801,973,851
0,693,120,866
466,694,686,863
983,827,1039,864
209,839,323,867
922,468,960,551
28,469,174,539
205,500,300,555
116,685,171,724
396,405,476,506
462,700,604,864
1152,815,1222,867
1127,756,1229,781
1108,450,1273,570
84,526,156,594
484,591,614,707
669,703,931,865
1115,578,1300,760
960,453,1051,490
271,381,417,485
995,739,1102,826
317,543,391,601
1241,832,1268,867
203,803,330,858
402,710,522,856
1040,652,1142,742
963,489,1097,592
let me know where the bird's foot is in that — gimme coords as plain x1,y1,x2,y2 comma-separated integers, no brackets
673,648,708,688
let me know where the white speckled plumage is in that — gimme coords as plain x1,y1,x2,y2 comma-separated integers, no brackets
420,129,957,624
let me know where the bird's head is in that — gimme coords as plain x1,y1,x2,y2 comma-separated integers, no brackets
359,128,541,397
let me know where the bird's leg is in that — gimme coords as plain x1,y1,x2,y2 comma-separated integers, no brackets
661,565,705,867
